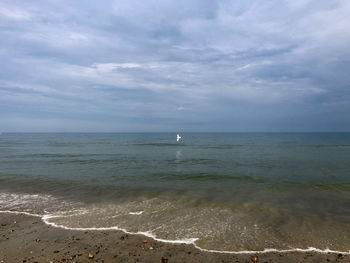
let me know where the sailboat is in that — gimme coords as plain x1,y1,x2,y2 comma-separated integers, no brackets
177,134,181,142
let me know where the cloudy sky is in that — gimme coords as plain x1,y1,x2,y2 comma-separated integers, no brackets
1,0,350,132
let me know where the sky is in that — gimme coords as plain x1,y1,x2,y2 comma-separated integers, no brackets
0,0,350,132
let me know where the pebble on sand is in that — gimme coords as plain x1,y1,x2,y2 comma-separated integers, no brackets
88,253,94,259
251,255,258,262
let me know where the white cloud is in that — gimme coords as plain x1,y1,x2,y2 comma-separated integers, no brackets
0,4,30,20
69,33,89,41
92,63,142,73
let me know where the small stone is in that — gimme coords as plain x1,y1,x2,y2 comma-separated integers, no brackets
14,221,17,224
88,253,94,259
1,224,6,227
251,256,258,263
143,239,148,244
53,250,60,253
35,239,40,243
149,246,154,250
161,256,168,263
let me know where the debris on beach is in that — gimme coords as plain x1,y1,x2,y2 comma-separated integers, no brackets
161,256,169,263
128,251,136,256
251,255,258,262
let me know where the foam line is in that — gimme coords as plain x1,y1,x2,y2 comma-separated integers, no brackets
1,210,349,255
0,210,42,217
128,211,144,215
193,245,350,255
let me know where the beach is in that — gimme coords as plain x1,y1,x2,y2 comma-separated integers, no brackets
1,212,348,263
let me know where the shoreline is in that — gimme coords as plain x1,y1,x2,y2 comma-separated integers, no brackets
0,211,348,262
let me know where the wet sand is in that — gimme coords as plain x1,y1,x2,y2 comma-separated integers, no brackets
0,212,348,262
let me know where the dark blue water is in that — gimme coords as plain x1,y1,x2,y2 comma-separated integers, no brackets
0,133,349,251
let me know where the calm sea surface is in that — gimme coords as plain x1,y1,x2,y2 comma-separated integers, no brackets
0,133,349,251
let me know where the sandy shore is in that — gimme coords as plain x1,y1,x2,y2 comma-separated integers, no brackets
0,212,348,263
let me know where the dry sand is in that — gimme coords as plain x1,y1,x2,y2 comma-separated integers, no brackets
0,212,348,263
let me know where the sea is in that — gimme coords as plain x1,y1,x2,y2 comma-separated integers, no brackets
0,132,349,253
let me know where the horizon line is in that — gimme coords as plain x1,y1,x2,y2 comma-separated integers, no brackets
1,131,350,134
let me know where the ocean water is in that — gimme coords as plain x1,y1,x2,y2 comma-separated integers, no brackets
0,133,349,252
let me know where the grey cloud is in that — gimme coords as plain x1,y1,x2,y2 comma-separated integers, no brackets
0,0,349,131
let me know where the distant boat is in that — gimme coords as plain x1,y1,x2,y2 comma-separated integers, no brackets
177,134,181,142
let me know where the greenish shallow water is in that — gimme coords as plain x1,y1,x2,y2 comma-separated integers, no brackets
0,133,349,251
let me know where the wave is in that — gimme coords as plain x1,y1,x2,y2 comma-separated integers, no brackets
269,182,350,192
0,210,349,255
161,173,266,183
199,144,247,149
301,145,350,149
132,143,186,147
9,153,122,158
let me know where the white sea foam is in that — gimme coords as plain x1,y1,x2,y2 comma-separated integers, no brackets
0,210,42,217
128,211,144,215
1,210,349,255
193,245,350,255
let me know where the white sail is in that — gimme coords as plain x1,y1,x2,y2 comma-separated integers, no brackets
177,134,181,142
